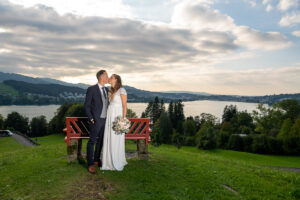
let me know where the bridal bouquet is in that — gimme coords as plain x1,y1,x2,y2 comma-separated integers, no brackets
112,116,131,135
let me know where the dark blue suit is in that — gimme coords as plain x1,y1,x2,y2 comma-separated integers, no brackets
84,84,109,167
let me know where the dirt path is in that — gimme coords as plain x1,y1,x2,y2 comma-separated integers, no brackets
268,166,300,173
12,134,35,146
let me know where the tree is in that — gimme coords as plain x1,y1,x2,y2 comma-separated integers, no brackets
4,112,29,134
252,104,283,136
274,99,300,121
0,114,4,129
289,118,300,137
142,97,165,125
30,116,48,137
277,118,293,139
183,119,197,137
174,100,185,126
159,111,173,144
222,105,237,123
168,101,175,127
151,119,162,146
65,103,86,117
127,108,137,118
50,103,75,134
195,121,217,150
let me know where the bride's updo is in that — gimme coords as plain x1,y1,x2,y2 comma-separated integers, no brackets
109,74,122,101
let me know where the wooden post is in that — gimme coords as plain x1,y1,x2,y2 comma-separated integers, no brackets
137,139,149,160
66,139,84,163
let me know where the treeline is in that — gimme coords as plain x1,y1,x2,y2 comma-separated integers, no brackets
144,97,300,155
1,103,137,138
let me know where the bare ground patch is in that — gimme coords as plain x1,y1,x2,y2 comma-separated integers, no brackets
63,174,115,200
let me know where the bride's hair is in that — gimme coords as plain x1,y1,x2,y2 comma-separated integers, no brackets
109,74,122,101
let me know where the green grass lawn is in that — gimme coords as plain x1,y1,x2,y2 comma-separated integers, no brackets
0,134,299,200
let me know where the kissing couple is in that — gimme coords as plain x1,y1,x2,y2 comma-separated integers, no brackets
84,70,128,174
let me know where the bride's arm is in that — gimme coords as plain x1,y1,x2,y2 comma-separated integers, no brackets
121,94,127,118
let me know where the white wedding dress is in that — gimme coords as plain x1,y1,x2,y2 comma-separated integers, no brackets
101,87,128,171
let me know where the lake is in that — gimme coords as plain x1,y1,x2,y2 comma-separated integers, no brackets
0,100,261,122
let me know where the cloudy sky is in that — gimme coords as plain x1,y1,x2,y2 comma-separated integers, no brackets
0,0,299,95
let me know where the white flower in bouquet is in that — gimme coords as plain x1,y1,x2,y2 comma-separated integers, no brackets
112,116,131,135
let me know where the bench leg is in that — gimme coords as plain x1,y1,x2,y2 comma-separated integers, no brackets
67,139,84,163
137,139,149,160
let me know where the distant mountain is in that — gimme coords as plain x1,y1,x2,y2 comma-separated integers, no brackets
0,71,299,105
164,91,212,96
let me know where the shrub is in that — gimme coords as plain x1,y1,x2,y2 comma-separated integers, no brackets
184,136,196,146
195,122,216,150
217,132,230,149
227,134,244,151
252,135,269,154
242,135,253,152
172,129,184,149
282,136,300,155
266,137,283,154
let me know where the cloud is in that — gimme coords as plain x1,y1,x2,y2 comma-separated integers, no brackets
171,0,291,50
277,0,298,11
292,30,300,36
279,12,300,26
7,0,133,18
266,4,273,11
0,0,296,95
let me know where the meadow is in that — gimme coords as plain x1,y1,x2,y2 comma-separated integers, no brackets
0,134,299,200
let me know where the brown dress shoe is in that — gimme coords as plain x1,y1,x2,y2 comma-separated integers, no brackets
88,166,97,174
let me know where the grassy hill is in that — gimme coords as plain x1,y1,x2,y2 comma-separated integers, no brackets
0,82,18,96
0,135,299,200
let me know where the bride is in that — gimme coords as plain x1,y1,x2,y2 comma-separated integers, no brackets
101,74,128,171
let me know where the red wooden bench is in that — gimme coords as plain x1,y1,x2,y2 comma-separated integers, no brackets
63,117,151,161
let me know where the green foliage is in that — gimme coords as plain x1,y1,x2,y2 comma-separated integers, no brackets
227,134,244,151
171,129,184,149
143,96,165,124
217,132,230,149
0,114,4,129
151,119,162,146
252,135,269,154
252,104,284,136
289,118,300,137
282,136,300,155
184,136,196,146
274,99,300,121
242,135,253,152
64,103,86,117
278,118,293,139
126,108,137,118
183,119,197,137
51,103,75,134
29,116,48,137
222,105,237,123
4,112,29,134
196,122,217,150
0,82,18,96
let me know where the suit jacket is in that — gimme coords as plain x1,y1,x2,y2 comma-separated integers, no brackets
84,84,109,122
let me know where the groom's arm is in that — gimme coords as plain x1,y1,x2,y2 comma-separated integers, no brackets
84,87,94,123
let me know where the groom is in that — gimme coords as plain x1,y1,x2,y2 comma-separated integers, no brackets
84,70,109,174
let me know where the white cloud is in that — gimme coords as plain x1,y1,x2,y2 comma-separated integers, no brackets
171,0,291,50
277,0,298,11
7,0,133,18
292,30,300,36
279,12,300,26
266,4,273,11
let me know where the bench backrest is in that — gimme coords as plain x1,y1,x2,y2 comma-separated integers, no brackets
65,117,150,145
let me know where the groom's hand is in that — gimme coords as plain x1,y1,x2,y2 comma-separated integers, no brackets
90,119,95,124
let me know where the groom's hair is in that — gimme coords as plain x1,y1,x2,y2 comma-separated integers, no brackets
96,70,106,80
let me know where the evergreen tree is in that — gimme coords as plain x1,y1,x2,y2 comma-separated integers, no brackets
168,101,175,128
30,115,48,137
159,111,173,144
222,105,237,123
